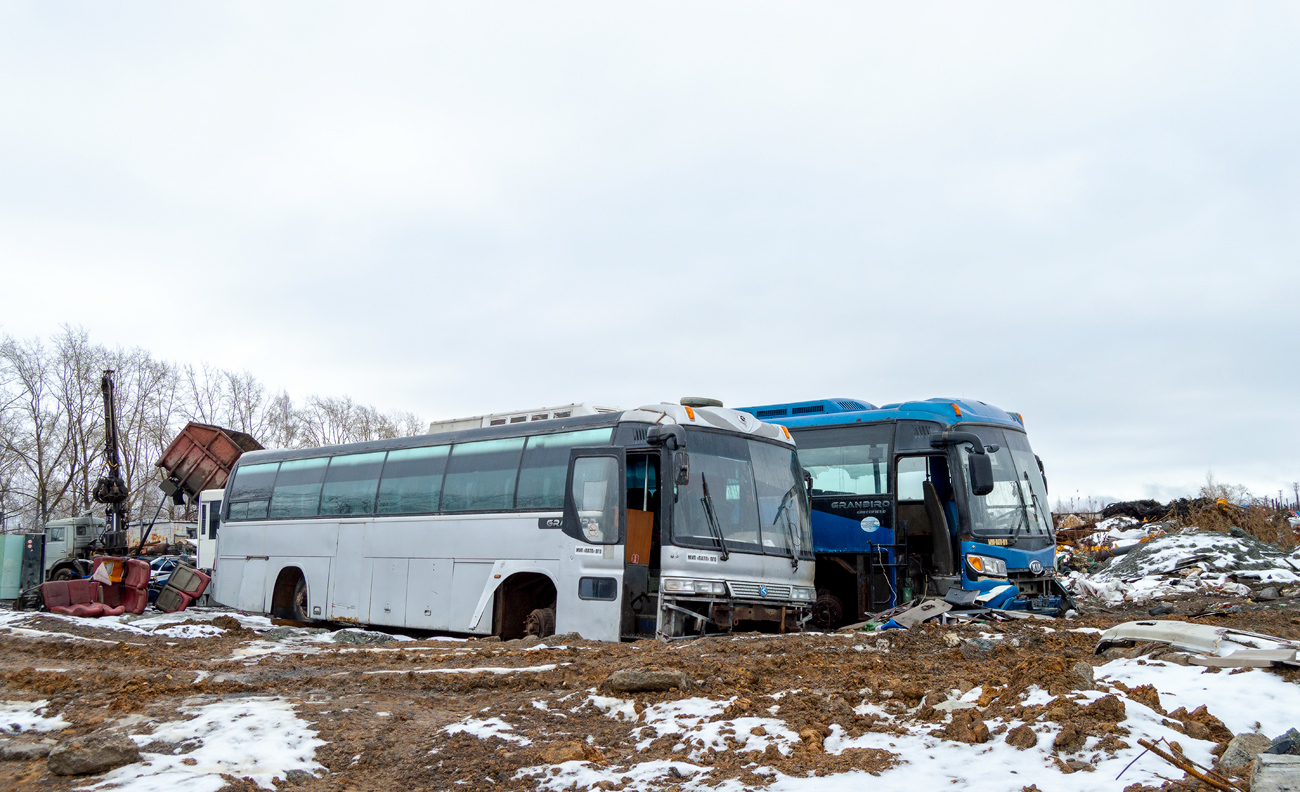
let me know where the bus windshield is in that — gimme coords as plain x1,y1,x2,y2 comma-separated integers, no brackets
959,426,1052,540
672,431,814,559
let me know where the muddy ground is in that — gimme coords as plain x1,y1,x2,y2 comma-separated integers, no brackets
2,592,1299,792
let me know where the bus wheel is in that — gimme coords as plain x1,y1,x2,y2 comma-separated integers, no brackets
525,607,555,638
290,578,310,623
812,591,843,630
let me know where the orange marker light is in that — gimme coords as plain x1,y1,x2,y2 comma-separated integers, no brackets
781,426,791,440
684,406,696,420
951,403,962,418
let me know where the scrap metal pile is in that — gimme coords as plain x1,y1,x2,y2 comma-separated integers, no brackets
1055,504,1300,610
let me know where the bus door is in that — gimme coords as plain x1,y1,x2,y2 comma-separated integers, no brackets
623,451,662,637
895,454,959,595
559,448,626,642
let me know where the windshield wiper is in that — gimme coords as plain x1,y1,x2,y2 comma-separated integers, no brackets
772,486,800,570
699,474,730,561
1010,474,1033,545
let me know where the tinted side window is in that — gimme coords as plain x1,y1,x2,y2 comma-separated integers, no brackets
442,437,526,512
226,461,279,521
320,452,386,516
269,458,329,519
516,428,613,509
376,445,449,514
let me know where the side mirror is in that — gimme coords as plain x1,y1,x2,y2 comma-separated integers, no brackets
673,451,690,485
646,424,685,450
968,453,994,497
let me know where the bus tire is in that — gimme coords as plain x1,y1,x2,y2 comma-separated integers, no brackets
812,591,843,630
525,607,555,638
50,565,77,582
290,577,310,623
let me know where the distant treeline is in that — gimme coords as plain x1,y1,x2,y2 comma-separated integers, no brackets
0,326,422,531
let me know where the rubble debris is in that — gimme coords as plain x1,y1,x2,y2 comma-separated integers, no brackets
540,740,603,764
1103,500,1168,522
883,599,951,629
47,732,140,776
1266,728,1300,756
1069,660,1096,690
1096,620,1300,667
940,709,989,744
1138,738,1244,792
1006,724,1038,750
331,629,398,645
603,668,690,693
1252,755,1300,792
0,739,55,760
1222,733,1280,768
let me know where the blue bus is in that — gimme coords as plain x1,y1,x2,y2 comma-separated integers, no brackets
737,398,1066,627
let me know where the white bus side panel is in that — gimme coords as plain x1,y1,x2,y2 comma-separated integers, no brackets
406,559,453,630
451,562,495,635
329,522,372,622
214,522,266,609
369,558,408,626
236,559,268,611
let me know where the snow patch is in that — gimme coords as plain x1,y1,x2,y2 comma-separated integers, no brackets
443,716,531,746
0,699,69,733
84,696,325,792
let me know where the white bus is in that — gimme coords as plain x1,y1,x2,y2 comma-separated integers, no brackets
427,402,620,435
212,402,816,641
197,489,223,574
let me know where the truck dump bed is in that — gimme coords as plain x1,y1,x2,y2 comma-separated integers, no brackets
156,422,262,499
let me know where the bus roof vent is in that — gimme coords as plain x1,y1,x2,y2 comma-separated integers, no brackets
633,427,648,443
755,408,787,419
791,405,825,415
835,400,868,411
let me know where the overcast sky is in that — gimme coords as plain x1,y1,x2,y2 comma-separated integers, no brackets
1,3,1297,505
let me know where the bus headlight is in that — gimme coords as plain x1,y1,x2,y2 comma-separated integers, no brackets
966,554,1007,578
663,578,726,595
792,586,815,602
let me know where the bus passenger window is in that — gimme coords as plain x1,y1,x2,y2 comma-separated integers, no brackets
269,458,329,519
376,445,449,514
226,461,279,521
516,428,614,509
442,437,526,512
320,452,386,515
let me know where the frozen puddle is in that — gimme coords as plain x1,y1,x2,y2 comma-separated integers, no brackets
83,696,325,792
0,699,70,734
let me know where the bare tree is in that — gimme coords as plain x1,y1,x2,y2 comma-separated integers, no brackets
53,326,109,518
2,327,424,529
1199,471,1254,505
0,335,74,525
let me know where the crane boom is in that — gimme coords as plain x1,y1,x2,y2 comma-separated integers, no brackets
91,370,130,552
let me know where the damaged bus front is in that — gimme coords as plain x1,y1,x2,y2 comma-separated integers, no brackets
738,398,1068,627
